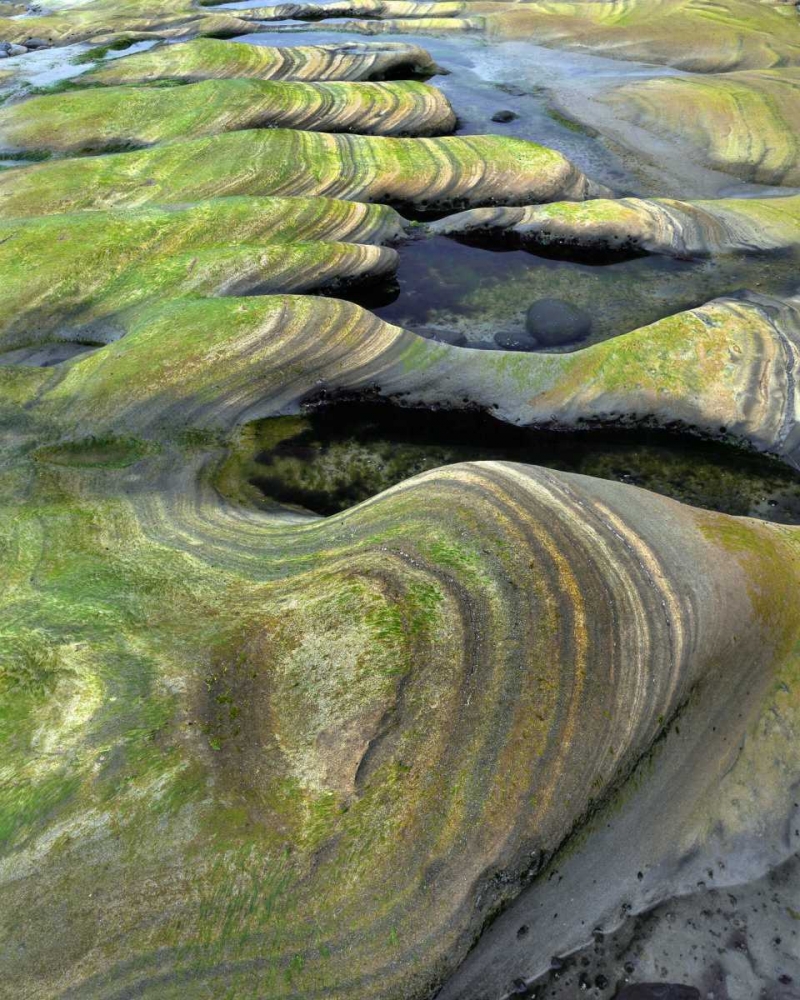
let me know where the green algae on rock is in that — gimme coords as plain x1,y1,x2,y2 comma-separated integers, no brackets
0,78,457,155
34,292,800,473
430,194,800,257
316,0,800,63
602,68,800,187
83,37,439,85
303,15,485,35
0,0,258,46
0,130,609,218
2,0,800,997
486,0,800,71
4,369,800,999
0,196,405,348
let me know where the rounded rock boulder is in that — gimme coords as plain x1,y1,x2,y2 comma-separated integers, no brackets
525,297,592,346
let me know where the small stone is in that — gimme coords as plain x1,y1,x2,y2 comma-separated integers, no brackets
494,330,538,351
491,109,519,123
23,36,49,49
7,43,27,55
525,298,592,346
0,49,8,59
415,326,466,347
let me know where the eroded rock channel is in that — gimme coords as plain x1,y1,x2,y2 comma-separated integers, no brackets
0,3,799,1000
223,400,800,523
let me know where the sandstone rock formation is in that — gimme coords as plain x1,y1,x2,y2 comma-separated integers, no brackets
4,309,800,998
486,0,800,72
431,195,800,256
1,2,799,999
83,37,439,84
0,78,457,154
602,68,800,187
0,129,608,215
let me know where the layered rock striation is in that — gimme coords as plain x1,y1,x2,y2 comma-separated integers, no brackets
0,77,457,154
1,3,799,1000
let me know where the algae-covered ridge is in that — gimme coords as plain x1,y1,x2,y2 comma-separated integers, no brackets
0,78,460,152
1,3,800,1000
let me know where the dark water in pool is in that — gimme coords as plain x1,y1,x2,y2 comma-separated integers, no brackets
349,237,800,349
234,401,800,520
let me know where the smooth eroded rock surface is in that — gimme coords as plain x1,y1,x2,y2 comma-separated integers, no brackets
1,1,799,998
0,129,607,216
0,78,457,153
83,37,439,84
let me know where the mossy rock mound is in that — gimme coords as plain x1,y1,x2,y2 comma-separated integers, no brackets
303,15,485,34
83,37,439,85
0,196,405,349
231,0,465,20
0,130,609,218
28,292,800,473
0,78,457,156
4,331,800,996
2,2,800,998
487,0,800,71
430,194,800,256
603,68,800,187
0,0,256,46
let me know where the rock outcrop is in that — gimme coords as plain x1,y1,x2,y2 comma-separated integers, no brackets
602,68,800,187
430,195,800,256
0,78,457,154
1,2,799,1000
0,129,608,216
0,0,257,45
3,303,800,998
83,37,439,84
35,292,800,471
487,0,800,72
0,196,404,348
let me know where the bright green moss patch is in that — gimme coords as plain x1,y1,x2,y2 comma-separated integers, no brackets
82,36,438,87
0,198,400,349
25,79,109,97
0,129,600,219
551,301,748,400
0,629,74,698
0,78,456,157
0,768,82,846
